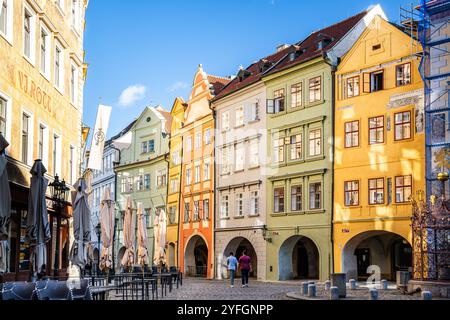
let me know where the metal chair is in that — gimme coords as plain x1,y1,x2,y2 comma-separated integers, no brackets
36,281,73,300
1,282,36,301
71,279,92,300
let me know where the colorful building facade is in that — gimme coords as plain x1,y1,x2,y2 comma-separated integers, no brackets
166,97,186,268
179,65,230,279
0,0,88,281
263,7,384,282
115,106,171,268
212,61,273,281
333,16,425,281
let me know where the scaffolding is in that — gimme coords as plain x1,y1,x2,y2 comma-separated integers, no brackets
402,1,450,197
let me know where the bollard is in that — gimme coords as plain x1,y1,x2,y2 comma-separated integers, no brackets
381,280,388,290
308,281,315,285
330,286,340,300
331,273,347,298
308,284,317,298
325,280,332,291
422,291,432,300
349,279,357,290
301,282,309,296
369,289,378,300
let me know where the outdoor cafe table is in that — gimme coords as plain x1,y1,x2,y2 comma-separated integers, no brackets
91,286,117,301
151,273,173,297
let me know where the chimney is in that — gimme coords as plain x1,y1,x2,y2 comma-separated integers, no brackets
276,44,289,53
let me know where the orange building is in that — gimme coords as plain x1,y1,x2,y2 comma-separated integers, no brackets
179,65,230,279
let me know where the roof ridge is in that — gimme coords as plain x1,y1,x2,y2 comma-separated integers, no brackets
307,8,369,37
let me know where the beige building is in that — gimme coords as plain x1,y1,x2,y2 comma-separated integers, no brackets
0,0,88,281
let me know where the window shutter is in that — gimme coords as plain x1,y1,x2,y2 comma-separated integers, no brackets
363,73,371,93
267,99,274,114
244,103,251,124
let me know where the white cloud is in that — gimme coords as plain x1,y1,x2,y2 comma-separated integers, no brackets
166,81,188,93
118,84,147,107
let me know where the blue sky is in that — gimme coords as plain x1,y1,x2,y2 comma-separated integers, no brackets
83,0,416,138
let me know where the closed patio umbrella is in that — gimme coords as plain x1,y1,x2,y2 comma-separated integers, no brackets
120,196,135,269
26,160,51,279
159,209,167,265
137,203,148,267
69,178,91,271
0,134,11,274
153,211,161,266
99,187,115,271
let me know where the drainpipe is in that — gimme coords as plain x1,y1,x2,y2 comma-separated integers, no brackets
163,143,171,266
177,135,184,270
324,53,337,277
209,101,217,279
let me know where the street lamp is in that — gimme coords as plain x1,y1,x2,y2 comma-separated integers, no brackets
48,175,70,278
95,222,101,275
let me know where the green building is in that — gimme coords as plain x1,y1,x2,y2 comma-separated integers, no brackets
114,106,171,268
262,7,381,281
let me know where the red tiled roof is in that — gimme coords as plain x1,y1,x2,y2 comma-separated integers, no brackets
213,9,368,102
207,75,232,96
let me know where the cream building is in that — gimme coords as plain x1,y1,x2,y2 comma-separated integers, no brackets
0,0,88,281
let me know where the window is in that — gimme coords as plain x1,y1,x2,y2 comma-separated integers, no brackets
309,183,322,210
121,178,127,193
345,121,359,148
71,0,79,30
273,138,285,163
396,63,411,87
127,177,133,192
70,64,77,105
40,27,50,76
136,175,144,191
221,147,229,175
203,199,210,220
55,45,64,89
291,83,303,108
344,181,359,206
56,0,64,11
0,0,11,39
235,142,244,171
23,9,34,60
274,89,285,113
309,77,322,103
363,70,384,93
195,132,202,149
184,203,190,223
157,170,167,188
290,134,302,160
186,136,192,152
369,116,384,145
291,185,302,212
185,168,191,186
168,206,177,224
21,113,29,164
203,159,211,181
346,76,360,98
395,111,412,141
236,193,244,216
148,140,155,153
235,106,244,127
309,129,322,156
38,125,45,160
250,102,259,121
53,134,60,175
396,176,412,203
69,146,74,184
141,141,148,154
221,195,229,218
0,97,7,136
369,178,385,205
170,177,178,193
194,165,201,183
193,201,200,221
274,187,285,213
171,150,180,166
222,111,230,131
204,129,212,145
250,191,259,215
249,139,259,168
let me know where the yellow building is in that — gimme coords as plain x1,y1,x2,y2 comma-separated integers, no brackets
333,15,425,281
0,0,88,281
166,97,186,268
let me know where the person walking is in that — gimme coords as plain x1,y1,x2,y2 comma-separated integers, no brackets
238,249,251,288
226,252,238,288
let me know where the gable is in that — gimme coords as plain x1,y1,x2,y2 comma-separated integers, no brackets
338,16,419,74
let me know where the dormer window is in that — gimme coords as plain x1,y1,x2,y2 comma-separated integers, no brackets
317,38,333,50
237,69,252,82
259,59,273,73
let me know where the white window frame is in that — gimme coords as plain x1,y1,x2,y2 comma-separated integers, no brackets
235,193,244,217
71,0,80,33
204,129,212,145
0,0,13,44
221,195,229,218
70,61,79,107
222,111,230,132
39,23,51,79
250,190,259,216
195,132,202,150
23,3,37,65
203,158,211,181
235,106,244,127
56,0,65,14
0,91,12,151
54,41,64,92
21,109,34,167
235,142,245,172
249,139,259,168
38,121,49,168
52,131,62,176
186,136,192,152
69,144,76,185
